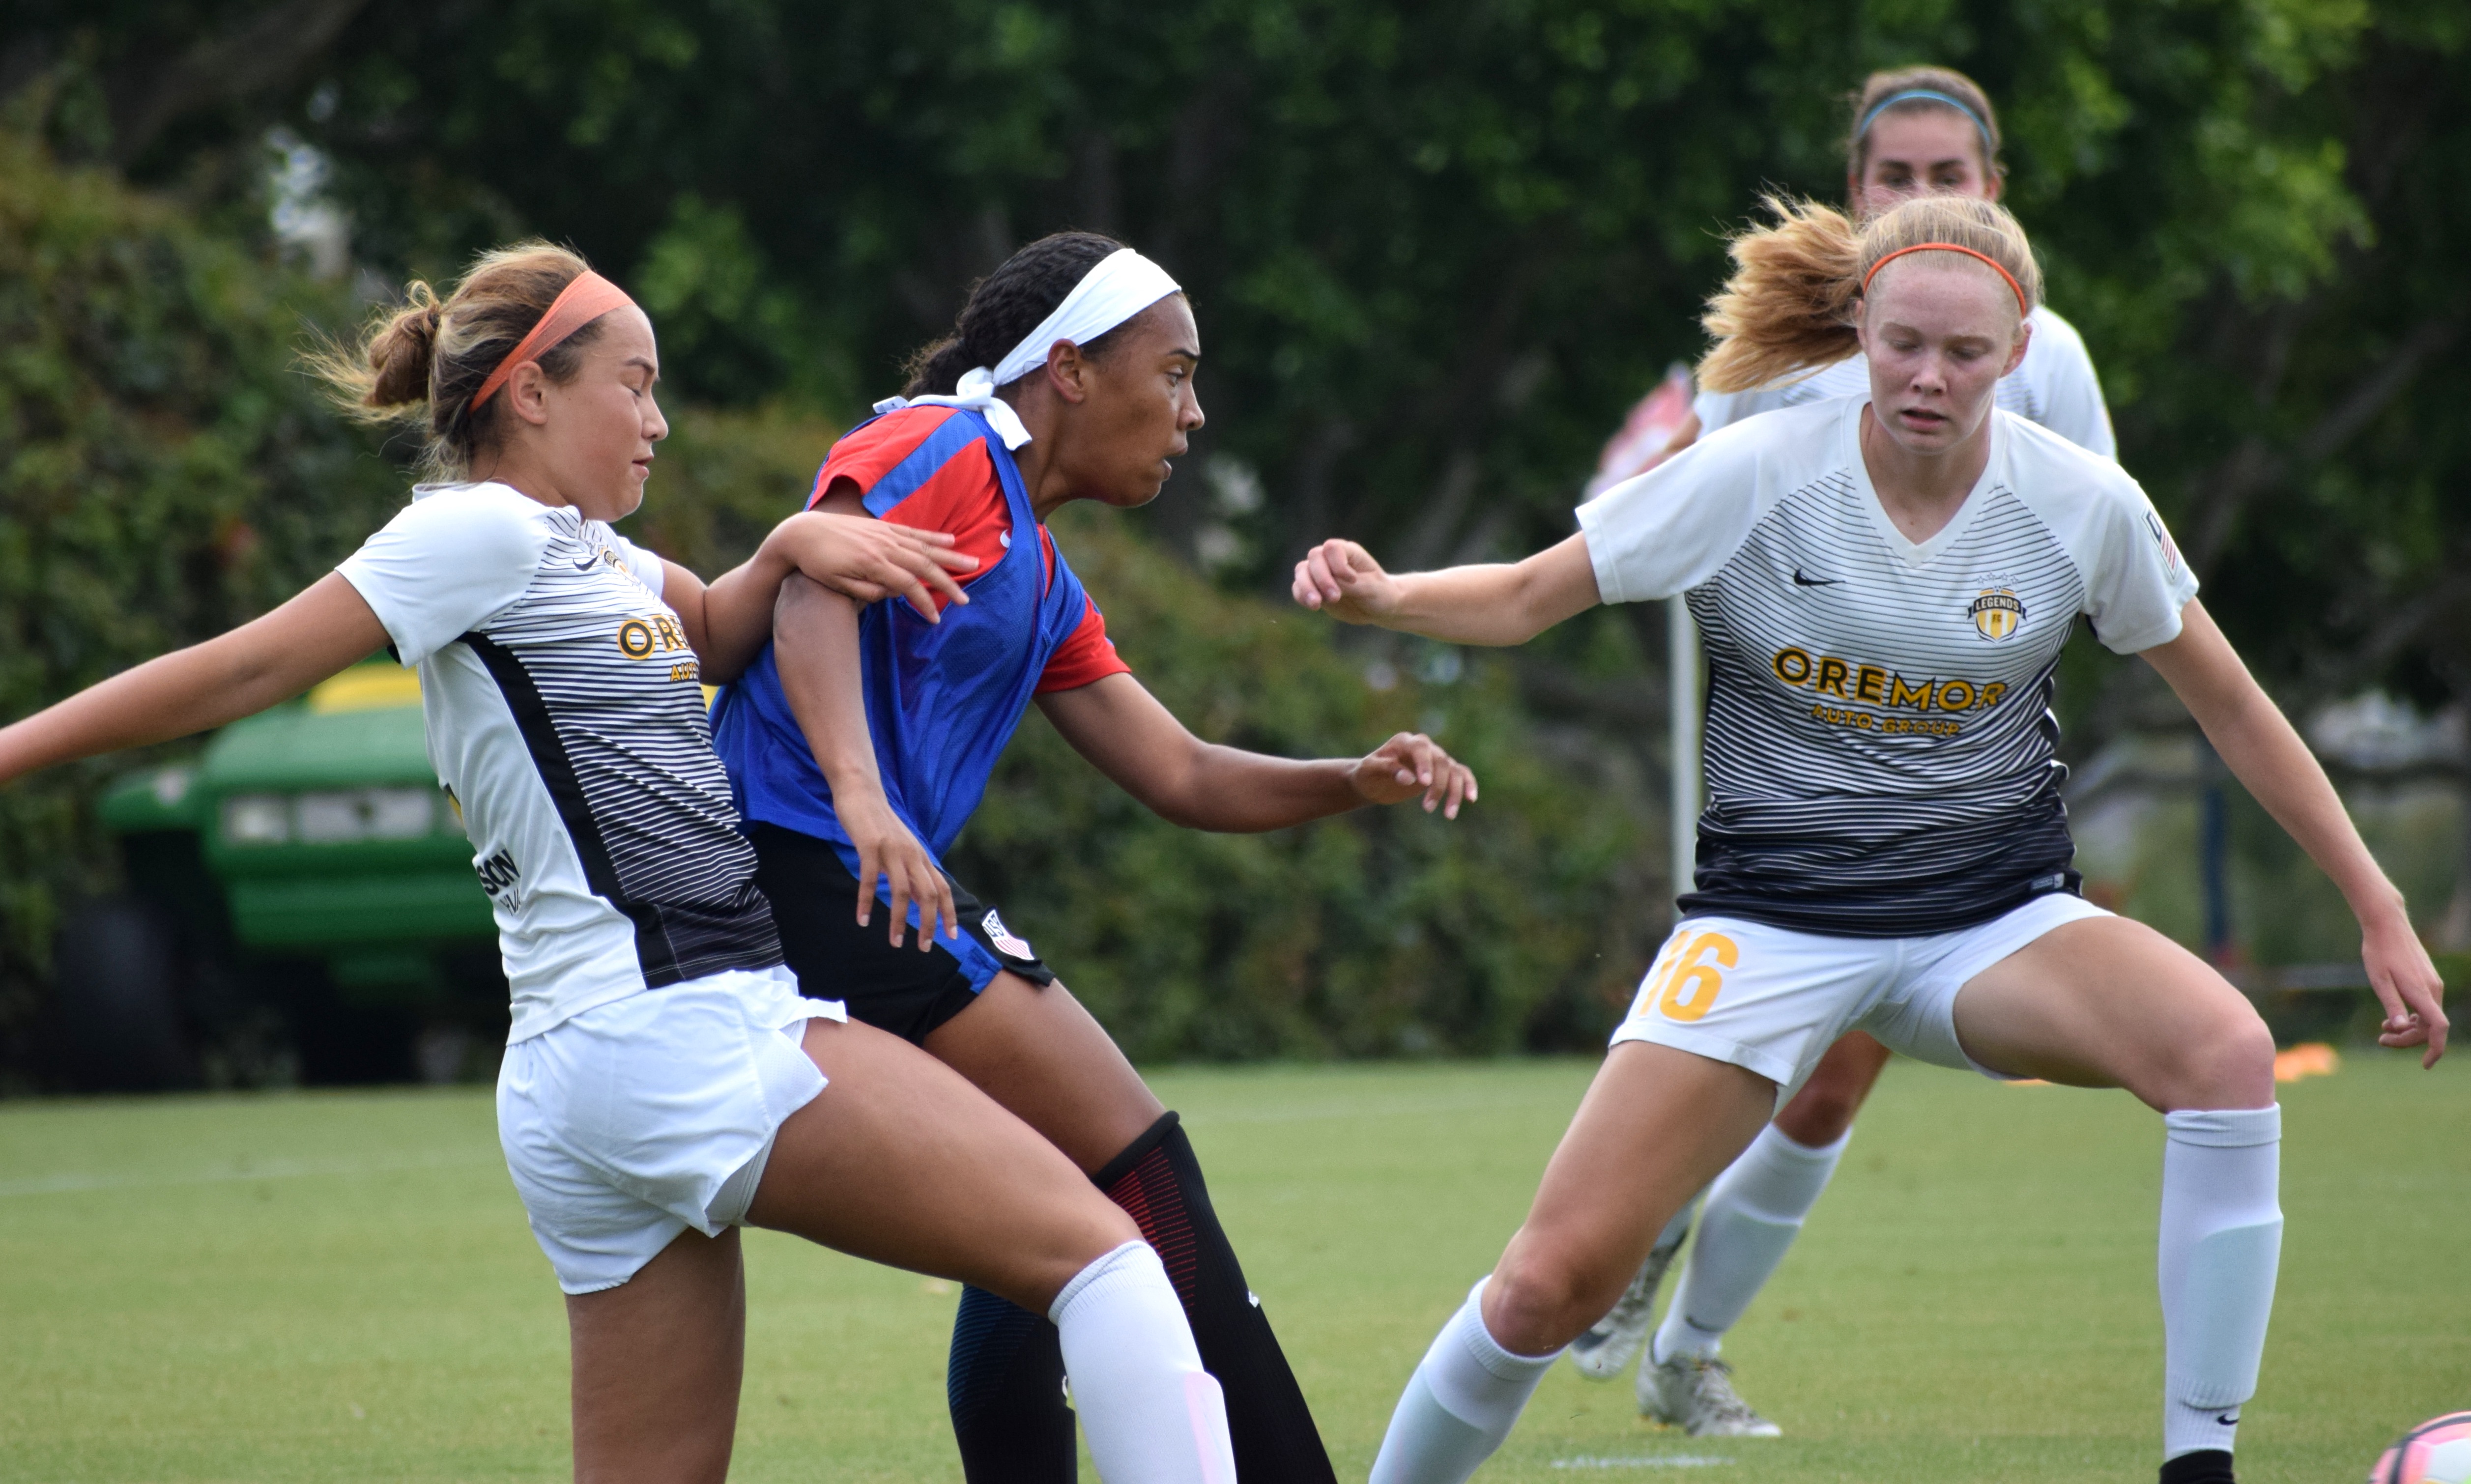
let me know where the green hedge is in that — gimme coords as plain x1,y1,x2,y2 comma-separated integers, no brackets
0,133,401,1057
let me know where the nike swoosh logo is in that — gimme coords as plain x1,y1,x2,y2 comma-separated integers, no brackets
2215,1412,2240,1427
573,557,602,572
1792,568,1842,587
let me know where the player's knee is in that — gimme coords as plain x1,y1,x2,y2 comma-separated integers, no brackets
1775,1037,1887,1144
1011,1195,1144,1312
2161,1000,2277,1111
1486,1245,1617,1356
1074,1198,1146,1263
1773,1083,1860,1145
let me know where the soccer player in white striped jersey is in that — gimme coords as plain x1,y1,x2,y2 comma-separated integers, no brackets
1296,195,2445,1484
1572,63,2124,1438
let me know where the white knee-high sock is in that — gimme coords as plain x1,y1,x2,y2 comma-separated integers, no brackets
1651,1122,1849,1363
1370,1279,1562,1484
1049,1241,1236,1484
1651,1192,1700,1255
2158,1106,2283,1461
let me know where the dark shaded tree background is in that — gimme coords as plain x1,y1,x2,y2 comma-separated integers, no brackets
3,0,2467,1071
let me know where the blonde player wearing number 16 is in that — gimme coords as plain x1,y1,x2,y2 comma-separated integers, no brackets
1571,63,2127,1440
1294,194,2446,1484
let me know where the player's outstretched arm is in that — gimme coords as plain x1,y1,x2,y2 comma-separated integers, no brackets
0,574,390,788
770,573,960,950
666,513,979,683
2141,599,2448,1065
1291,533,1601,645
1036,672,1476,830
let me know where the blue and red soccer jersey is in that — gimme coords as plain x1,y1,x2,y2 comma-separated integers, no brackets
711,404,1129,883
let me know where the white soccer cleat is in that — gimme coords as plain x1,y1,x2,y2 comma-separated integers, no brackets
1637,1354,1782,1437
1565,1245,1680,1380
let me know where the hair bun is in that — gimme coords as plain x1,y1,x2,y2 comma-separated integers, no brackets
365,285,443,408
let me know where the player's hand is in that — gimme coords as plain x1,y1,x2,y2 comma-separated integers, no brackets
2360,905,2448,1066
838,794,959,951
1348,732,1478,819
782,512,979,622
1293,539,1402,626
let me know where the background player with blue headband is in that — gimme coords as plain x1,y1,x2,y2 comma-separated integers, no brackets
713,230,1477,1484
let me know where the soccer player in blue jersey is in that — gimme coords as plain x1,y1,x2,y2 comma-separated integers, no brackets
712,231,1475,1484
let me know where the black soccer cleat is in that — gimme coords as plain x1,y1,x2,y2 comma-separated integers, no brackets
2159,1448,2235,1484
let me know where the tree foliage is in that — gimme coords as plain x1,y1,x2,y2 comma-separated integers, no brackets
26,0,2439,724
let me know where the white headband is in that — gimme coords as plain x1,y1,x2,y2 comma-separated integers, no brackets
873,248,1183,450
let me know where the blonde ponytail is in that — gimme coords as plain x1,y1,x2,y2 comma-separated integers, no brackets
1696,196,1866,395
1696,194,2043,395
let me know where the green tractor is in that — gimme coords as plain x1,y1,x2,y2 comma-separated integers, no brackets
62,662,506,1089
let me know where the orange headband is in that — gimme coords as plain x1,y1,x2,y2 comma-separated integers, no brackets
1861,243,2028,315
468,270,637,412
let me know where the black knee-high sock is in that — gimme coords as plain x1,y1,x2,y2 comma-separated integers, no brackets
947,1284,1075,1484
1094,1112,1338,1484
944,1112,1338,1484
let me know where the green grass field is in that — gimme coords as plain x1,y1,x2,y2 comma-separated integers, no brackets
2,1054,2463,1483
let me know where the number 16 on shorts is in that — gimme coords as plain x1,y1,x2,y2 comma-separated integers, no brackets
1628,929,1739,1025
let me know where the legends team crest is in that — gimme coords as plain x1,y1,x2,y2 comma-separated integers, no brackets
1967,579,2026,641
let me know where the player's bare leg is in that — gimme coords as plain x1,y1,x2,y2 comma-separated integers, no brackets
1369,1043,1773,1484
1772,1031,1893,1146
923,970,1164,1171
1577,1030,1891,1391
567,1228,747,1484
927,971,1337,1484
565,1015,1233,1484
1630,1031,1893,1432
1955,914,2279,1484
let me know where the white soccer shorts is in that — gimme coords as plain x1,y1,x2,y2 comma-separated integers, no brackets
496,965,845,1294
1608,893,2112,1098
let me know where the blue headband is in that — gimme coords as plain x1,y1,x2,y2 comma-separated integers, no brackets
1856,88,1994,152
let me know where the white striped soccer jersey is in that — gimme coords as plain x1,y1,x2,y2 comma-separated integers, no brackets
1578,397,2197,936
1692,305,2116,459
338,483,782,1042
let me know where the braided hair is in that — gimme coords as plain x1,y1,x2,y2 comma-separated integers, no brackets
901,231,1135,396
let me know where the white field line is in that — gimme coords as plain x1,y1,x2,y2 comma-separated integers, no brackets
0,1148,495,1199
1552,1458,1736,1470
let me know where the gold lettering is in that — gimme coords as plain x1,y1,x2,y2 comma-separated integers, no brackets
1890,674,1933,710
617,619,655,658
1815,657,1851,696
1772,648,1812,685
1855,666,1886,703
1938,680,1976,710
1979,682,2008,709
